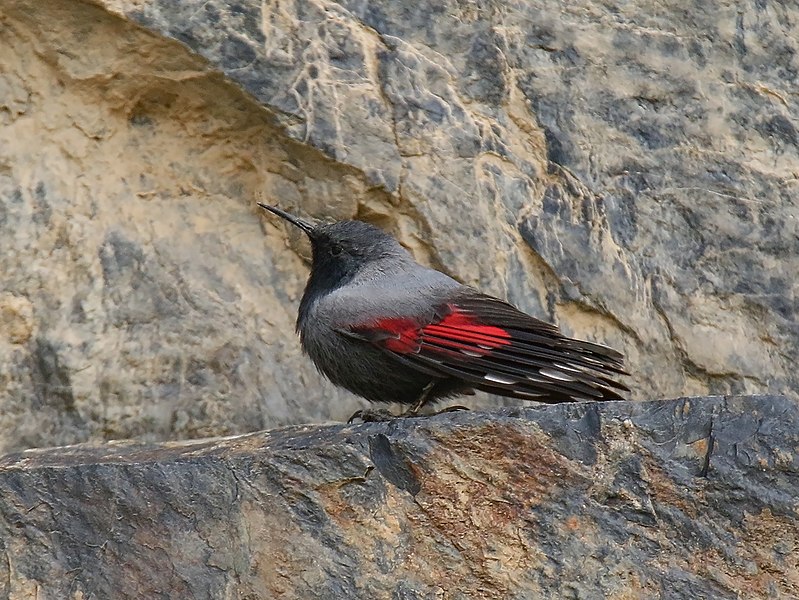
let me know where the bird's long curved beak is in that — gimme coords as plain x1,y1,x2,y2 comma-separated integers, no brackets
257,203,315,237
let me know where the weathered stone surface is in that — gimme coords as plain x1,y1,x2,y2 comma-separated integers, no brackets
1,0,797,453
0,395,797,599
0,0,375,452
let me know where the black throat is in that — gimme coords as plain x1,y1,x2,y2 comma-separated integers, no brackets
296,246,358,333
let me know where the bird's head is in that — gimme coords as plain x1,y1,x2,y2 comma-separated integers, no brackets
258,203,410,292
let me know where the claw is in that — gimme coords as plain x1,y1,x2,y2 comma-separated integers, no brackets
347,404,469,423
434,405,470,415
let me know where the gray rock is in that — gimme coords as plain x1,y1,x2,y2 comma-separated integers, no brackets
0,395,797,598
1,0,797,452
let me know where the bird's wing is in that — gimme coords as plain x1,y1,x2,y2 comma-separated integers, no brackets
340,292,630,403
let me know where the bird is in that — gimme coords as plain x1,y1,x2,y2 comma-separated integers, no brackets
258,202,630,421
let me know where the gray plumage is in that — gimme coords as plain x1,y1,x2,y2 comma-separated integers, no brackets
259,204,630,410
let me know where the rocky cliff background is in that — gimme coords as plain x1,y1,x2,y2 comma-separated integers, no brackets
1,0,797,453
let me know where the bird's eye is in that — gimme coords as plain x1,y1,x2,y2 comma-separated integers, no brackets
330,243,343,256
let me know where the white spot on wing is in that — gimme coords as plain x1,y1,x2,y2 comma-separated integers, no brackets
554,362,582,373
539,368,575,382
484,373,518,385
460,349,482,358
514,391,545,398
580,356,603,366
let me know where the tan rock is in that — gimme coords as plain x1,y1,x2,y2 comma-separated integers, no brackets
0,0,796,452
0,293,34,344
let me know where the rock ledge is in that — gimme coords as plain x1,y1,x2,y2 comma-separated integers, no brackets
1,395,797,599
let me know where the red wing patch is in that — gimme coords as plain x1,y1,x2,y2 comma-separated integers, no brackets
420,309,511,356
359,317,421,353
354,305,511,356
345,294,629,403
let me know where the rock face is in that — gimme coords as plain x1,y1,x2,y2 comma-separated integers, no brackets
1,395,797,599
1,0,797,453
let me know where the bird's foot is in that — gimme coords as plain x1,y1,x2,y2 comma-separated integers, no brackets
347,408,397,423
348,404,470,423
398,404,470,418
433,405,470,415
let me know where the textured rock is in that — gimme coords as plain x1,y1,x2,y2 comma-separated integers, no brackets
1,395,797,599
0,0,374,451
1,0,798,452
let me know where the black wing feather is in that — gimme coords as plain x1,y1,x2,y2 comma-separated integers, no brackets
405,292,629,403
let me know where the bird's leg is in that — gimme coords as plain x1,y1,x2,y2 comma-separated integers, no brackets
347,382,438,422
403,382,436,417
350,383,471,422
